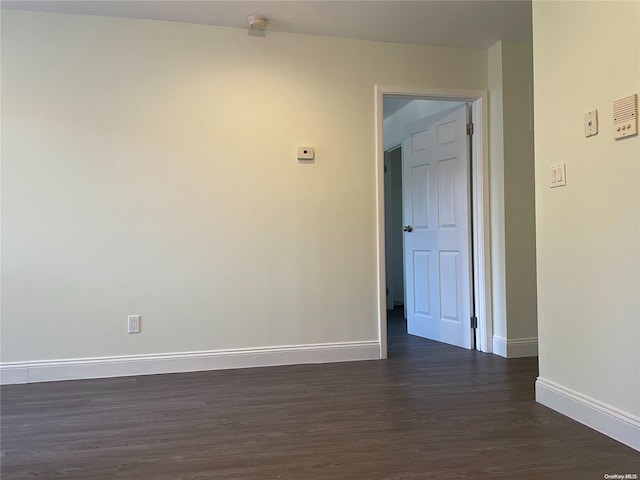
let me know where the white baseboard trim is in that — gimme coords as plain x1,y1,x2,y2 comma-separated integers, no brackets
492,335,538,358
536,377,640,452
0,341,381,385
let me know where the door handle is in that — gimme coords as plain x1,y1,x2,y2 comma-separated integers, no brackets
403,225,414,232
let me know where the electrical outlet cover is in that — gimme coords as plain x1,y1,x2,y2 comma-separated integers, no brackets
584,110,598,137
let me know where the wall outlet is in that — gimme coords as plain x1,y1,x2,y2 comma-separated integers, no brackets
127,315,141,334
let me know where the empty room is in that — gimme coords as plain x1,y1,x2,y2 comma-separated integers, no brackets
1,1,638,478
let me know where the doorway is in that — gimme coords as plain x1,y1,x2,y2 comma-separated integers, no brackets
375,86,493,359
383,145,404,313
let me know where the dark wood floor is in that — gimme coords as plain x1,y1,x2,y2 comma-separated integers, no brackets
2,309,638,479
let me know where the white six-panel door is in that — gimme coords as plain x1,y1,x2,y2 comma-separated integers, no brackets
402,105,472,349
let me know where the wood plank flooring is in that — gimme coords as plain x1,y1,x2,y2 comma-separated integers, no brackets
2,309,638,479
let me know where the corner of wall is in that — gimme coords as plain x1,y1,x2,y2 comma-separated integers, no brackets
536,377,640,452
488,41,507,342
487,39,538,348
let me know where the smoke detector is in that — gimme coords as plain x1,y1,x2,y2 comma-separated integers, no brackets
248,15,268,34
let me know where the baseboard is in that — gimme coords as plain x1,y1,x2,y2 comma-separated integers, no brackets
0,341,381,385
536,377,640,452
492,335,538,358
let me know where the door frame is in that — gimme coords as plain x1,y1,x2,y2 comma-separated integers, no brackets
375,85,493,358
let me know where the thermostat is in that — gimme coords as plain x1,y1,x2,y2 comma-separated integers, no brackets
297,147,314,160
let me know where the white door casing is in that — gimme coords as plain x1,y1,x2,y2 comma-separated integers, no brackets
375,85,492,360
402,105,472,349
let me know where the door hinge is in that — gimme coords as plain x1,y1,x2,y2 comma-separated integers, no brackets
470,316,478,329
466,122,474,135
384,164,387,173
386,287,389,295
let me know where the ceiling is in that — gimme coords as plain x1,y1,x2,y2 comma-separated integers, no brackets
384,98,414,118
1,0,532,49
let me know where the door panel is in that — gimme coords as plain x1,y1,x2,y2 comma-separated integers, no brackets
411,164,430,228
437,157,458,228
403,105,472,349
412,250,431,316
439,251,459,322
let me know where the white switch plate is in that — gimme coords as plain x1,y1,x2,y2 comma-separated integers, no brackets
550,163,566,188
584,110,598,137
127,315,141,334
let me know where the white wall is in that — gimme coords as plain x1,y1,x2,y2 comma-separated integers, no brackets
488,42,507,341
488,40,538,357
502,42,537,343
533,1,640,450
0,11,488,369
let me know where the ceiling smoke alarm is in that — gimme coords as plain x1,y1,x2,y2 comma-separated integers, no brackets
248,15,268,32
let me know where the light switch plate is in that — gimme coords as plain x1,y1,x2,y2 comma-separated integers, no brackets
550,163,566,188
127,315,141,334
584,110,598,137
